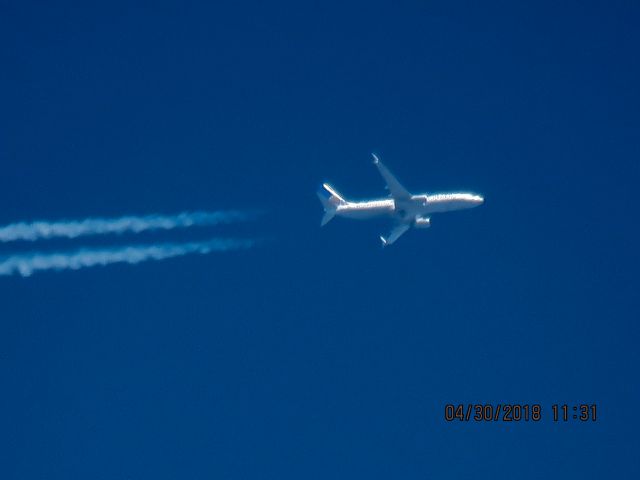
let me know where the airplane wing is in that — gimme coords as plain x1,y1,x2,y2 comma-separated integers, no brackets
372,154,412,201
380,222,411,247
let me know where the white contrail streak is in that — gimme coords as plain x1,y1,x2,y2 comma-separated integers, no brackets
0,238,256,277
0,211,251,242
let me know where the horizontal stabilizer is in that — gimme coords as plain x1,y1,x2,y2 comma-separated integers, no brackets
317,183,345,226
321,210,336,226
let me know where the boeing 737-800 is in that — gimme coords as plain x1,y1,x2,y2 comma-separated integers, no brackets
317,154,484,246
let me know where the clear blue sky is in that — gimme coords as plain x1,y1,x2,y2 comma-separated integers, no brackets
2,1,639,478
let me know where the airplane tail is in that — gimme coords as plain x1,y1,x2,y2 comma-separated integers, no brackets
317,183,345,226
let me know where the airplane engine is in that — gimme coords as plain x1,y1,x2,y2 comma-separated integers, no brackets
414,216,431,228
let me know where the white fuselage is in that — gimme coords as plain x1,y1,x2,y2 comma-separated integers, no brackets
336,192,484,220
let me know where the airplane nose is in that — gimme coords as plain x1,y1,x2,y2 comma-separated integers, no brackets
475,195,484,205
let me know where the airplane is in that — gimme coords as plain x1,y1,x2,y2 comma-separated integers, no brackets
317,154,484,246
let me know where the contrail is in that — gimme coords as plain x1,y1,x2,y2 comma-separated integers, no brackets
0,238,257,277
0,211,251,242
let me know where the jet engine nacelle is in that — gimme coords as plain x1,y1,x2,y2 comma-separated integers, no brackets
414,216,431,228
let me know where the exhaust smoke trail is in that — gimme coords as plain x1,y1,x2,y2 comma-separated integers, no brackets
0,211,251,242
0,238,257,277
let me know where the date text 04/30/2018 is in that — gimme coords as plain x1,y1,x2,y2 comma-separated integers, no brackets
443,404,597,422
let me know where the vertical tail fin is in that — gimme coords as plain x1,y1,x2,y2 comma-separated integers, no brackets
317,183,345,226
